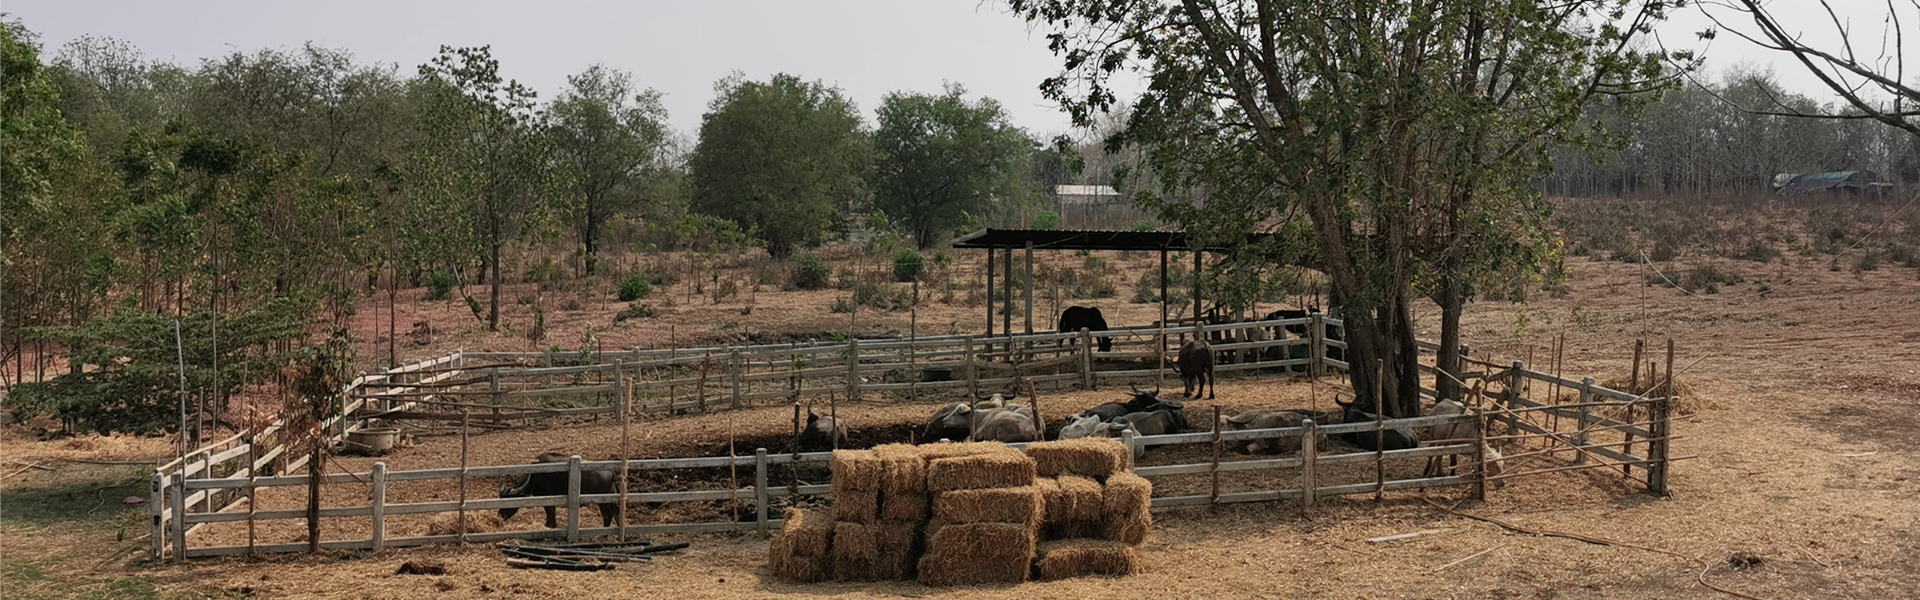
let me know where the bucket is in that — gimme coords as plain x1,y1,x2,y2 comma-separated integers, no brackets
921,367,954,382
345,427,401,453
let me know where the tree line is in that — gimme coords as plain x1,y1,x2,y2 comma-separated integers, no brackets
0,20,1064,433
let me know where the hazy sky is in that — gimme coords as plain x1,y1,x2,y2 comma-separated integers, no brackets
6,1,1911,139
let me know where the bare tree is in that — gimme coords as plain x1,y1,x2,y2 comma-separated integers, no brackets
1706,0,1920,135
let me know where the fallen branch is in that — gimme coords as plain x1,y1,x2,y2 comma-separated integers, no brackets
1432,544,1504,572
1365,529,1447,544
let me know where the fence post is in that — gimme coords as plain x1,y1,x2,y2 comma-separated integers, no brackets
1575,377,1595,467
1209,405,1222,504
1120,429,1137,467
729,347,744,409
544,347,554,387
1309,313,1326,378
754,448,770,536
1471,410,1488,502
1079,328,1094,390
370,462,387,552
170,476,187,562
1649,396,1672,495
150,472,165,559
566,455,582,542
489,367,501,425
846,338,861,403
964,337,978,398
1301,419,1318,509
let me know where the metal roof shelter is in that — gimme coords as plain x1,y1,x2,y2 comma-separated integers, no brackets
951,228,1280,340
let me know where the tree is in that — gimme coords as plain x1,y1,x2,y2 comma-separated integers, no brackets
411,46,553,330
873,84,1033,248
548,65,671,276
689,73,869,257
1013,0,1677,415
1708,0,1920,137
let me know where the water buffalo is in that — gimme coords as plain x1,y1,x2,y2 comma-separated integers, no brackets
1057,306,1112,352
1178,338,1215,399
1333,397,1419,451
799,410,848,450
1058,414,1105,440
499,452,620,528
1221,409,1316,454
1422,400,1474,476
1081,387,1169,422
923,403,974,443
970,404,1042,443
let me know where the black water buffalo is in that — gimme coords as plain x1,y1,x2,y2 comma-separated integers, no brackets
799,410,848,450
1058,306,1112,352
499,452,620,528
1178,338,1215,399
1333,397,1419,451
1080,387,1169,422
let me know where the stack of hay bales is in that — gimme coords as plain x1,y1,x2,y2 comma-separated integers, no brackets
768,438,1151,586
1024,438,1150,580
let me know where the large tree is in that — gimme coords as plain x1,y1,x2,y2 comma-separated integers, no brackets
1014,0,1676,415
411,45,553,331
689,73,870,257
548,65,670,276
873,84,1033,247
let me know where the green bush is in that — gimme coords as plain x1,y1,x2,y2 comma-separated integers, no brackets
1742,241,1781,263
618,274,653,301
892,249,925,282
426,270,456,301
614,303,657,322
1129,220,1157,232
790,254,832,290
1031,211,1061,231
647,271,680,288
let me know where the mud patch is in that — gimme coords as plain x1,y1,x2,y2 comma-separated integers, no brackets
1810,376,1920,454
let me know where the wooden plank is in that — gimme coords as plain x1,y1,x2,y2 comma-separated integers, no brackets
370,463,386,552
754,448,769,535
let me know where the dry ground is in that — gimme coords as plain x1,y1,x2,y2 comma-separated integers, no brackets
4,231,1919,599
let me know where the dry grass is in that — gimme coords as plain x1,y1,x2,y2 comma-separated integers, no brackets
423,512,505,536
1033,539,1142,580
927,452,1036,492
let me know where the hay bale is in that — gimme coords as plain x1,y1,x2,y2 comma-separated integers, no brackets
916,441,1018,461
425,512,505,535
873,521,921,581
872,443,928,495
1034,539,1142,580
830,521,880,581
926,452,1036,492
917,522,1036,586
932,486,1040,524
1101,508,1152,546
1025,438,1131,479
769,539,830,583
1040,475,1105,526
778,507,833,557
879,490,929,522
831,449,885,492
833,486,880,523
1102,472,1153,516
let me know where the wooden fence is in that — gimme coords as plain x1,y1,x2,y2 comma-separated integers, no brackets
151,317,1674,560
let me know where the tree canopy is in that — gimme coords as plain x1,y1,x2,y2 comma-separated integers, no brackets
873,84,1034,248
688,73,871,257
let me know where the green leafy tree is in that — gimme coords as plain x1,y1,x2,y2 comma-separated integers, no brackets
411,45,554,330
873,85,1034,248
548,65,671,276
689,73,869,257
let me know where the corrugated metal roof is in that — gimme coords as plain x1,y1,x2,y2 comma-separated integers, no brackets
1054,185,1121,197
949,228,1275,252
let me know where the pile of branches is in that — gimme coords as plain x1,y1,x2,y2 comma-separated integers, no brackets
498,540,689,571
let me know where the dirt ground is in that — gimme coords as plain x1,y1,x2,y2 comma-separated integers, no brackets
4,228,1919,599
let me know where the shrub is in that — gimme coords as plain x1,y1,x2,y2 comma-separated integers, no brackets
614,303,657,322
647,271,681,288
790,254,832,290
1650,241,1678,262
1031,211,1061,231
1129,220,1157,232
1854,251,1882,272
1890,243,1920,269
714,278,739,302
830,297,856,313
426,270,456,301
892,249,925,282
618,274,653,302
1742,241,1781,263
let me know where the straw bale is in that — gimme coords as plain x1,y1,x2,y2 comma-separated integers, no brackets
1102,472,1153,516
831,449,885,492
1101,509,1152,546
1034,539,1142,580
873,521,921,581
926,452,1036,492
932,486,1041,524
879,490,929,522
1045,520,1104,540
425,512,505,536
833,486,880,524
1039,475,1105,527
1024,438,1131,479
769,536,830,583
778,508,833,557
831,521,881,581
916,441,1021,461
918,522,1036,587
872,443,928,494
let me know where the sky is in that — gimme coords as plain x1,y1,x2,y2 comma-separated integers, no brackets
6,1,1913,139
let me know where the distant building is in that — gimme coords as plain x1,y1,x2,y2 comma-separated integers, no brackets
1054,185,1121,209
1776,171,1894,195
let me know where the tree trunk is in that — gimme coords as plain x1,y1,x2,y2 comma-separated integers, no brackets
583,208,600,278
1436,274,1464,404
307,445,322,553
488,242,502,331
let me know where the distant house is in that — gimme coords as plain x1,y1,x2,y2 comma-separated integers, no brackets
1054,185,1121,209
1776,171,1894,195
